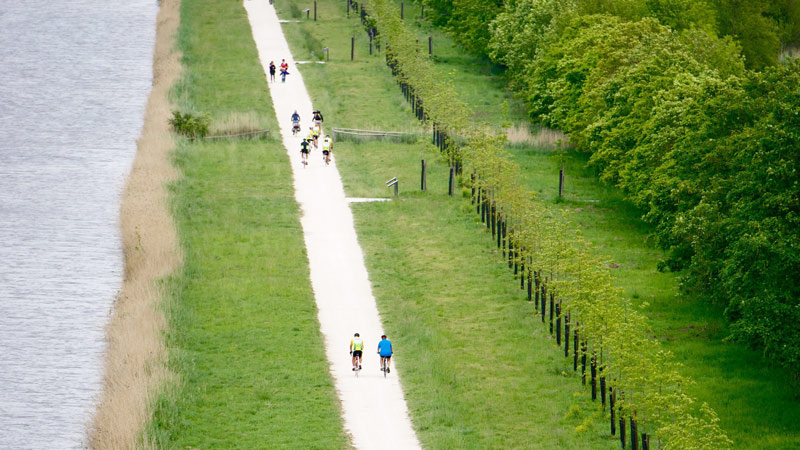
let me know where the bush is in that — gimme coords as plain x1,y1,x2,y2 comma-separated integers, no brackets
169,111,209,139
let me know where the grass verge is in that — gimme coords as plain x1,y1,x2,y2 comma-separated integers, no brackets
278,0,800,448
146,0,348,447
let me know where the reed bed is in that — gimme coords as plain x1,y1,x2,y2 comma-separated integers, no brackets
88,0,182,448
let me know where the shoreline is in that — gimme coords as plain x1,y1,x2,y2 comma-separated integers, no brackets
88,0,182,447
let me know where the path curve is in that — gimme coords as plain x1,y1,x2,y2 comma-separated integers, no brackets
244,2,422,449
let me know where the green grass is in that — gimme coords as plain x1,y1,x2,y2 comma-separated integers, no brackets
147,0,348,447
278,0,800,448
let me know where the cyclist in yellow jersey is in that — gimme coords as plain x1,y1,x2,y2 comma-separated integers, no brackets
321,134,333,164
349,332,364,371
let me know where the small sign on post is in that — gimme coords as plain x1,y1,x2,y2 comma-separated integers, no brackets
302,8,310,19
386,177,399,197
323,47,329,61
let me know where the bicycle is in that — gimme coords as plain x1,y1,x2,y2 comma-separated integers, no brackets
351,352,362,377
380,356,390,378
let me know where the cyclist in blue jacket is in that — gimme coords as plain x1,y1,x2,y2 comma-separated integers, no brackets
377,334,393,373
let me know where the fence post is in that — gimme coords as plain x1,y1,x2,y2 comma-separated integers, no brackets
421,160,427,191
448,166,455,196
573,326,579,371
631,418,638,450
591,351,597,400
610,385,616,435
559,167,564,198
581,341,587,385
351,36,355,61
401,1,404,19
549,292,554,334
556,303,561,345
429,35,433,55
527,264,532,301
620,416,626,448
347,0,350,17
370,31,373,55
564,314,570,357
314,0,317,20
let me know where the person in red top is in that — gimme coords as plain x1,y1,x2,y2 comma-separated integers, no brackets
280,59,288,72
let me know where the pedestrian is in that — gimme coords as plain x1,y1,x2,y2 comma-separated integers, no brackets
269,61,276,82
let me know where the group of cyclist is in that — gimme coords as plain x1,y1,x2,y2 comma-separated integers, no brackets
350,333,393,374
293,109,333,166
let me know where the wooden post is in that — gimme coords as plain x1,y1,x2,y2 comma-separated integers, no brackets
558,167,564,198
499,219,504,252
421,160,427,191
549,292,554,334
601,368,607,409
573,327,578,371
642,434,649,450
610,386,616,435
428,35,433,55
527,265,532,301
401,1,404,19
314,0,317,21
534,272,540,310
369,31,373,55
591,351,597,400
347,0,350,17
351,36,355,61
540,282,546,322
520,256,525,289
448,166,455,196
631,418,638,450
564,314,570,357
581,341,587,384
556,303,561,345
620,417,626,449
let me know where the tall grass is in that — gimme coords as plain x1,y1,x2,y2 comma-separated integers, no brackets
88,0,183,448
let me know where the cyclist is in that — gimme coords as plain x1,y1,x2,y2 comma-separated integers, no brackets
291,110,301,135
377,334,393,373
300,138,310,165
312,109,323,126
321,134,333,164
350,332,364,371
306,127,317,149
311,123,321,148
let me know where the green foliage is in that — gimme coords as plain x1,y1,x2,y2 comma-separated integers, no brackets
486,0,800,374
169,110,209,139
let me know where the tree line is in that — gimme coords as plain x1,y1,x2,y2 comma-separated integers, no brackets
416,0,800,374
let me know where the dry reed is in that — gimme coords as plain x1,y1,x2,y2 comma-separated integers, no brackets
506,123,569,149
88,0,182,448
209,111,269,135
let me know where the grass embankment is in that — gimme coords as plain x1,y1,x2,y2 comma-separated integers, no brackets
276,1,617,448
146,0,348,447
277,0,800,448
89,0,182,448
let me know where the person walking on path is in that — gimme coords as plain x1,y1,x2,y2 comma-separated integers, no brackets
269,61,276,82
377,334,393,373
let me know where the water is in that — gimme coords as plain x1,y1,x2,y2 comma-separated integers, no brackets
0,1,157,447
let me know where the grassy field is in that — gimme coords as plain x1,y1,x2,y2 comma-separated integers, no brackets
277,0,800,448
146,0,348,447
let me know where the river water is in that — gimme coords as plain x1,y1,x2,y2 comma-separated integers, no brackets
0,1,157,448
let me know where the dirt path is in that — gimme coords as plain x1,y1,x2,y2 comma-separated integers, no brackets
243,1,421,448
